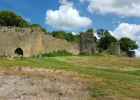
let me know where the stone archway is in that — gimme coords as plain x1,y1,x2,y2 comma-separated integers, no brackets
14,48,23,57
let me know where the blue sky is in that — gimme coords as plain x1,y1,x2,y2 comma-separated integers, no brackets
1,0,140,57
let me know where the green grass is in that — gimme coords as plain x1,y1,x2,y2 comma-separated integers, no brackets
0,56,140,99
0,57,140,82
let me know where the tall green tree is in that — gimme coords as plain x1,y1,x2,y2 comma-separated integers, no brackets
0,10,30,27
97,29,118,50
119,37,139,51
97,29,111,38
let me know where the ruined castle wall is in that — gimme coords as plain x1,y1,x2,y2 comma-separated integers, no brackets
43,34,79,54
0,27,31,57
30,27,45,56
0,27,79,57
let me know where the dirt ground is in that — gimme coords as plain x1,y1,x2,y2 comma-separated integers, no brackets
0,67,91,100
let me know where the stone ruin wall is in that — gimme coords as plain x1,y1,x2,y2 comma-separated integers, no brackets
113,42,136,57
0,27,31,57
112,42,121,55
0,27,79,57
79,31,95,54
30,27,45,56
0,26,136,57
43,34,79,54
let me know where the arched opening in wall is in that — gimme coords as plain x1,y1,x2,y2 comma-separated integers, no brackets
14,48,23,58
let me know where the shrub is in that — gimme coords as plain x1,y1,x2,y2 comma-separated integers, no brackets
41,50,73,57
79,52,90,56
93,53,104,56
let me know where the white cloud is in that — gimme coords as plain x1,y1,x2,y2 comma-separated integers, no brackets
24,18,30,22
59,0,73,6
111,23,140,41
72,32,78,35
94,33,100,39
112,18,121,24
82,0,140,17
110,23,140,57
45,0,92,30
79,0,86,3
134,50,140,58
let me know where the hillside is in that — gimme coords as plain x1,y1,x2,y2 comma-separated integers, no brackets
0,56,140,100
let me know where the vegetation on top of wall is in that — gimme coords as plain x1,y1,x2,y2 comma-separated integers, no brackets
48,30,79,43
86,28,93,32
0,10,48,34
0,10,30,27
41,50,74,57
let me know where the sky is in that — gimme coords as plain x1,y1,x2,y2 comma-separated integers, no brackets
0,0,140,57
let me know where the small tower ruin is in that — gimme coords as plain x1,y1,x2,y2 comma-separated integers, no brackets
112,42,121,55
79,30,94,54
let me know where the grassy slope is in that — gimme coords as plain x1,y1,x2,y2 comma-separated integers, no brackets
0,56,140,99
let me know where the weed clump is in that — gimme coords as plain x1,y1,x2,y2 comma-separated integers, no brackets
87,87,106,98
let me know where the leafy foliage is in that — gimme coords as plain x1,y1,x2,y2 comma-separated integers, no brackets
31,23,48,34
96,29,118,50
94,36,97,43
86,28,93,32
108,44,114,55
49,30,79,42
119,37,139,51
79,52,90,56
97,29,110,38
41,50,73,57
0,10,30,27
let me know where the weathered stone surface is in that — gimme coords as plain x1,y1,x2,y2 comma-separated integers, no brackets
0,27,79,57
79,31,95,54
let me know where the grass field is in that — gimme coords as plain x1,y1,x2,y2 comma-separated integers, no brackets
0,55,140,99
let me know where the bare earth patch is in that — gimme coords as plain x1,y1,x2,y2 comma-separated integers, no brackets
0,67,90,100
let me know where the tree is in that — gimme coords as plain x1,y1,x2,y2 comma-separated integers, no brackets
94,36,97,44
119,37,139,51
96,29,118,50
97,29,111,38
65,33,76,42
0,10,30,27
51,30,67,39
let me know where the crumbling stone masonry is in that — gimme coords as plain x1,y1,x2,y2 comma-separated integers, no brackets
112,42,136,57
79,31,95,54
0,27,79,57
0,26,136,57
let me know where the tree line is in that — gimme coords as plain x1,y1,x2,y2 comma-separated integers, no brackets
96,29,139,52
0,10,139,52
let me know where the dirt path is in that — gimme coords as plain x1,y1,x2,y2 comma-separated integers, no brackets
0,67,90,100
